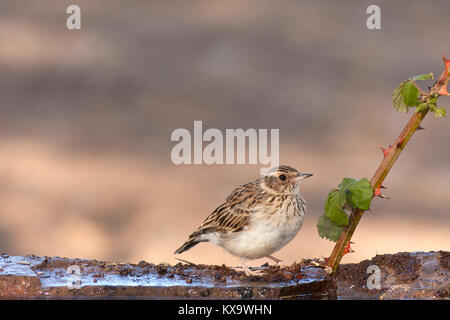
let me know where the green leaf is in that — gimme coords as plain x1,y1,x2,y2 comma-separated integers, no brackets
428,93,438,105
412,73,433,81
338,178,356,190
434,107,446,118
415,102,429,113
344,188,355,208
393,81,409,112
401,80,420,107
345,178,373,210
317,215,345,242
319,177,374,242
393,74,434,112
324,190,348,226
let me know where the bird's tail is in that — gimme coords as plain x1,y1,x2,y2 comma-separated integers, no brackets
174,237,202,254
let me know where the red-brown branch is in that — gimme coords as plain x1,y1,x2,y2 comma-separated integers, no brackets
327,56,450,272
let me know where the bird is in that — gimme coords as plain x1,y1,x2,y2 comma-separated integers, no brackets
174,165,313,276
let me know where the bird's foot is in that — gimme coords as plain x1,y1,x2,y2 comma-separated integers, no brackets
235,258,267,277
245,267,267,277
232,265,266,276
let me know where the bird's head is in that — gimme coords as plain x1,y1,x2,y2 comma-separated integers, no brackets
260,165,313,195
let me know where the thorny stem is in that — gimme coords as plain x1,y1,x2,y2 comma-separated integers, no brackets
327,57,450,272
327,110,428,272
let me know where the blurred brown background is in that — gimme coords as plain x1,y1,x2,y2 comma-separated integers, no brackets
0,0,449,267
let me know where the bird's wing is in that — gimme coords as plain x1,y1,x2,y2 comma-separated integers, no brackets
189,182,261,238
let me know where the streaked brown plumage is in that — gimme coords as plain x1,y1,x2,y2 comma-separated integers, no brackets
174,165,313,275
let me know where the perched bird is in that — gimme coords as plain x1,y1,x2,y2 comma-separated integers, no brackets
174,165,313,276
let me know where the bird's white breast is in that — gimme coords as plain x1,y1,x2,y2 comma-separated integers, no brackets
212,192,306,260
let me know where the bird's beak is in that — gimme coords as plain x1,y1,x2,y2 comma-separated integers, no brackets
295,173,313,182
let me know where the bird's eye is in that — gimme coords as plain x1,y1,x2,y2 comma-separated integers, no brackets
279,174,286,181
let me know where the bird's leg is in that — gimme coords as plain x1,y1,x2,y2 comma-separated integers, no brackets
234,258,265,276
266,255,283,265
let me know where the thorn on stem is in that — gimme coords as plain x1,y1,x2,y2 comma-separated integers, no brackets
374,186,382,197
438,52,450,96
443,52,450,69
397,137,405,149
343,242,354,255
417,126,425,131
380,144,394,157
438,86,449,96
374,186,389,199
